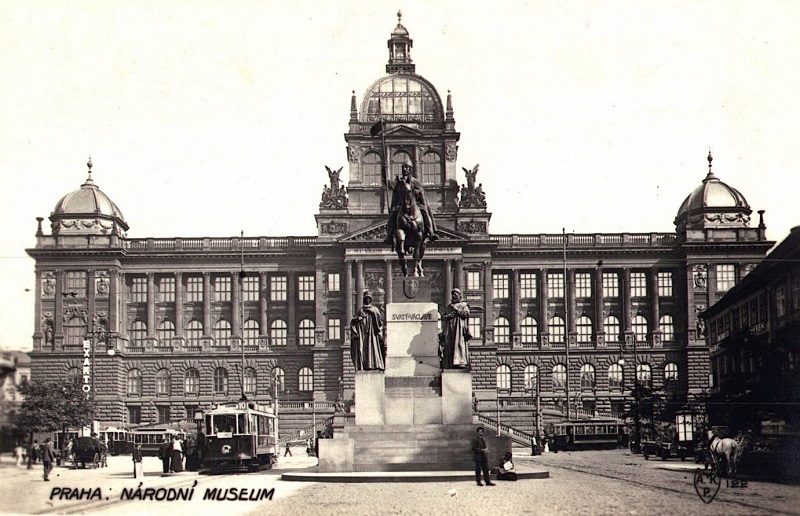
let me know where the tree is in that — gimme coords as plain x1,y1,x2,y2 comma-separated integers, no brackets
16,380,96,440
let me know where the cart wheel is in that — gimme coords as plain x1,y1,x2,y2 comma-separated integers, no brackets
94,453,100,468
643,452,649,460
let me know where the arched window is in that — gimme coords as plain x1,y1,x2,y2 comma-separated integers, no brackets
214,367,229,393
66,367,81,386
130,320,146,347
270,319,287,346
552,364,567,389
549,316,565,344
157,320,175,346
524,364,539,391
420,151,441,185
608,363,623,389
580,364,596,389
298,319,315,346
65,316,87,347
185,320,203,346
184,368,200,394
660,315,675,342
243,319,260,346
155,369,171,395
362,151,382,185
390,151,413,179
127,369,142,395
520,316,538,344
576,316,593,344
604,315,621,343
244,367,257,394
632,315,648,343
298,367,314,392
496,364,512,391
636,364,652,388
213,319,232,346
271,367,285,393
494,317,510,344
664,363,679,388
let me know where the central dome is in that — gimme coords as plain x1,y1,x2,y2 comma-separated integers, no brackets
360,74,444,123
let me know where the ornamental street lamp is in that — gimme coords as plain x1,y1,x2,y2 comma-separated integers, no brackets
620,332,641,453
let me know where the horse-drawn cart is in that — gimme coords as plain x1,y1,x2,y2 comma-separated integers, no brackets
641,440,691,461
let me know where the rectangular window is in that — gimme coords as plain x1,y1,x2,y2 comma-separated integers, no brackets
298,275,315,301
466,271,481,291
657,271,673,297
186,276,203,302
157,406,170,424
547,273,564,299
130,277,147,303
158,277,175,303
493,273,509,299
215,276,231,302
327,273,340,292
575,273,592,298
741,302,749,329
602,272,619,298
630,272,647,297
327,318,341,340
127,406,141,425
520,273,537,298
243,276,259,302
468,317,482,341
717,264,736,292
270,276,287,301
65,271,88,298
776,286,786,318
793,276,800,311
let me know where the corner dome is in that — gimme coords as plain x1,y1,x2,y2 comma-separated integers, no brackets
49,159,128,237
674,152,752,232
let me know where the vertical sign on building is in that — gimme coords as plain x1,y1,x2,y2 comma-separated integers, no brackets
82,338,92,394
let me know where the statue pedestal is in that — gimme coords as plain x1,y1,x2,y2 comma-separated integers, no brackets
354,371,385,426
385,303,440,377
441,369,473,424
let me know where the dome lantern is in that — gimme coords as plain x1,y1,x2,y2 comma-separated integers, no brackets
386,10,414,74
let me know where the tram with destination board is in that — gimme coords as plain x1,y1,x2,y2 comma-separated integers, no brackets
201,401,279,472
551,420,626,452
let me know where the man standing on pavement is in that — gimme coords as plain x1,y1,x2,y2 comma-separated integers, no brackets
132,444,143,478
471,427,495,486
40,438,54,481
158,437,171,474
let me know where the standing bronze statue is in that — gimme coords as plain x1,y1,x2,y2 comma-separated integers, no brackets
439,288,472,368
383,158,438,276
350,291,385,371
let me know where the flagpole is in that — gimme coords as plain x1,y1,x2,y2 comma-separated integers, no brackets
240,230,247,402
563,227,570,421
378,101,389,213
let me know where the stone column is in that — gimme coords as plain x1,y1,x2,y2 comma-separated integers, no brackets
109,270,119,334
355,260,364,301
232,271,241,336
539,268,548,334
384,259,393,304
622,268,632,332
483,261,493,335
594,267,604,335
175,272,184,337
118,273,126,337
444,260,453,302
87,269,97,332
511,268,521,336
259,272,268,339
650,268,660,336
567,269,576,334
54,270,64,336
146,272,156,337
344,261,353,323
203,272,212,336
454,260,464,291
34,270,43,348
287,271,296,346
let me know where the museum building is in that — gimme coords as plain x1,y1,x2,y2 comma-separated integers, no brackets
27,16,775,431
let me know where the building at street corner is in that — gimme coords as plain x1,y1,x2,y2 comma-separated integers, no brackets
26,15,775,435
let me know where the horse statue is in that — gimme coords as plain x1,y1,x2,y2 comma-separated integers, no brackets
393,174,427,277
707,429,747,477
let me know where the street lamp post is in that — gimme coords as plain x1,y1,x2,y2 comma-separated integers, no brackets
621,333,641,453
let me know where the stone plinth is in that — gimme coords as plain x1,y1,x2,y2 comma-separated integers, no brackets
385,302,440,377
384,376,442,425
318,437,355,472
441,369,473,424
355,371,385,425
391,276,431,303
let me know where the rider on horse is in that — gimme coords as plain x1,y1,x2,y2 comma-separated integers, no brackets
383,158,439,245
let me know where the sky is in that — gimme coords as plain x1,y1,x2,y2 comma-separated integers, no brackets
1,0,799,352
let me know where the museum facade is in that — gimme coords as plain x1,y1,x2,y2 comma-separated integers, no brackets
27,16,774,430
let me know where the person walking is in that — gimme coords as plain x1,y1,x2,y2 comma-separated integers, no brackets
13,444,24,467
170,437,184,472
284,442,292,457
132,444,143,478
40,438,55,481
27,440,38,469
158,437,171,474
470,427,495,486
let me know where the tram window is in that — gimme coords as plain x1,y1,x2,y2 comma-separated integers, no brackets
213,415,237,433
238,414,247,434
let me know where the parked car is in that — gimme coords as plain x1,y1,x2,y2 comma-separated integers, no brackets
72,436,102,469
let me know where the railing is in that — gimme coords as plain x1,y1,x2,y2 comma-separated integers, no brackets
123,236,316,252
490,232,677,249
476,398,623,421
475,414,535,446
278,416,334,445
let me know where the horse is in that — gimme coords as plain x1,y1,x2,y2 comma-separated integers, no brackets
393,176,427,277
707,429,746,477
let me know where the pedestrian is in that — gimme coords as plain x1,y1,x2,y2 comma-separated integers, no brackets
13,443,24,467
171,436,184,472
497,452,518,481
100,439,108,467
27,440,38,469
65,438,74,467
470,427,495,486
41,438,55,481
132,444,143,478
284,441,292,457
158,437,172,474
185,435,197,471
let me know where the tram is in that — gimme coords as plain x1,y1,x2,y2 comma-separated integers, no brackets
551,420,626,451
98,427,128,455
201,401,278,472
127,427,187,456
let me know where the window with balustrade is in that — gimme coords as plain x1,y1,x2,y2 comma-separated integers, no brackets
65,316,87,347
549,316,565,344
524,364,539,391
552,364,566,389
214,276,231,302
328,318,341,340
603,272,619,298
270,275,287,301
270,319,287,346
636,364,652,388
493,317,510,344
608,364,623,389
298,275,315,301
186,276,203,302
632,315,648,342
664,363,678,388
576,273,592,298
155,369,171,395
157,320,175,346
493,273,509,299
127,369,142,395
130,277,147,303
185,320,203,347
657,271,673,297
717,264,736,292
214,367,229,393
576,316,593,344
243,319,259,346
520,316,538,344
298,319,315,346
299,367,314,392
496,365,511,391
548,273,564,299
243,276,260,302
659,315,674,342
213,320,232,346
580,364,596,389
604,315,621,343
631,272,647,297
184,368,199,394
158,277,175,303
130,320,146,347
420,151,441,185
520,273,537,298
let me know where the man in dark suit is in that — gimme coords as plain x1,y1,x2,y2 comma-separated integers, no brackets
470,427,495,486
158,437,172,474
40,438,55,481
